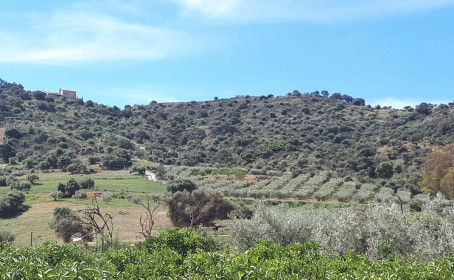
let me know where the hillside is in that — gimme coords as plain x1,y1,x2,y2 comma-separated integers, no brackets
1,78,454,195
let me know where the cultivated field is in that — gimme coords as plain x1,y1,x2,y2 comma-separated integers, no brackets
0,170,169,246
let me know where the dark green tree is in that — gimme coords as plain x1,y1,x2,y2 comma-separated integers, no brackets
167,179,197,194
376,162,394,179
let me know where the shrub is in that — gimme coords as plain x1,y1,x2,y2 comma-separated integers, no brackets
375,187,395,202
49,191,63,201
232,195,454,259
26,174,39,184
79,177,95,189
167,179,197,194
51,207,91,242
127,194,141,204
102,192,113,202
58,179,80,198
139,228,217,256
10,181,31,191
0,190,26,217
166,190,234,227
0,176,7,186
334,181,357,202
72,190,87,200
0,230,15,243
67,161,87,174
129,165,146,176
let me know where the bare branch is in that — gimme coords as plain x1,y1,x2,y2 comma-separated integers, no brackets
138,197,160,238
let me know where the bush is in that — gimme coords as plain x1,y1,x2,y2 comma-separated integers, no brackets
67,161,87,174
0,176,6,186
102,192,112,202
10,181,31,191
26,174,39,184
232,195,454,259
58,179,80,198
166,190,234,227
49,191,63,201
139,228,217,256
0,191,26,217
51,207,91,242
129,165,146,176
127,193,141,204
79,177,95,189
0,230,15,243
167,179,197,194
72,190,87,200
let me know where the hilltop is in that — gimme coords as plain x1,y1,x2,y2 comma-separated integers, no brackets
1,78,454,193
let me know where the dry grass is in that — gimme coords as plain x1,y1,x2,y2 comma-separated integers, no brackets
0,201,172,247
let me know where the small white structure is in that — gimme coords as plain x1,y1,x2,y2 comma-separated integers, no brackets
59,88,77,99
44,88,77,100
71,237,83,244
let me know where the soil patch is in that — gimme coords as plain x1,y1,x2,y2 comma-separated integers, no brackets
0,127,4,144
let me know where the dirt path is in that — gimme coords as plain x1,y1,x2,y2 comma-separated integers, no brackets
145,170,158,182
0,127,5,144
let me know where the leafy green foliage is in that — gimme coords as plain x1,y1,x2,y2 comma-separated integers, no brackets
10,181,31,191
166,190,234,227
57,179,80,198
1,83,451,183
167,179,197,193
26,174,39,184
231,196,454,259
0,231,15,243
0,190,26,217
50,207,91,242
129,165,146,175
1,230,454,278
138,228,217,256
79,177,95,189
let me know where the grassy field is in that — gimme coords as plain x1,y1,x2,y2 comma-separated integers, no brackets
0,170,170,247
0,170,166,195
0,200,172,247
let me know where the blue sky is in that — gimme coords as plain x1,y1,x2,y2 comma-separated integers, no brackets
1,0,454,108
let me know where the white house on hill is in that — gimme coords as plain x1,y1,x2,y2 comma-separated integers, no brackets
44,88,77,99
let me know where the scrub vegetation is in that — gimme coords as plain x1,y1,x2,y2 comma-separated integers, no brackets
2,77,454,278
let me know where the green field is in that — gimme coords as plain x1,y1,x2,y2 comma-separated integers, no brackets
0,170,166,196
0,170,170,247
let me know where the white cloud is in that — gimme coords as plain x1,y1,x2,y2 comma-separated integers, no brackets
0,11,201,64
370,97,451,109
172,0,240,17
171,0,454,23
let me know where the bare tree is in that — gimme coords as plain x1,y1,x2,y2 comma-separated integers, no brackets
138,197,160,238
79,204,114,248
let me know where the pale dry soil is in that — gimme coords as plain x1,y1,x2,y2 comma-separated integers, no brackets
0,127,4,144
0,202,172,247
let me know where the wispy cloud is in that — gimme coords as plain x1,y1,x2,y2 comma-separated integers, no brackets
370,97,451,109
0,11,201,64
171,0,454,23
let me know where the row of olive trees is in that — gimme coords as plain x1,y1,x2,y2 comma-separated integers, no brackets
231,194,454,259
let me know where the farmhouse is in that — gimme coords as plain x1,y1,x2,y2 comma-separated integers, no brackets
44,88,77,99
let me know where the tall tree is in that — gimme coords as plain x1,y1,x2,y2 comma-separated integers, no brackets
420,144,454,198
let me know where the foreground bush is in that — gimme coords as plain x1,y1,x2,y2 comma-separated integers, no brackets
1,234,454,279
137,228,217,256
231,194,454,259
